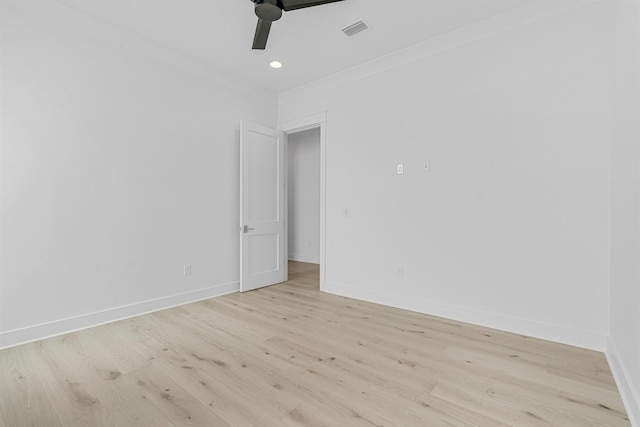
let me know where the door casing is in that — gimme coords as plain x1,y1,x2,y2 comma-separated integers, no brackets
279,112,327,289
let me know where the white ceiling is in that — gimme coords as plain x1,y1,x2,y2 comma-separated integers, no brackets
53,0,535,93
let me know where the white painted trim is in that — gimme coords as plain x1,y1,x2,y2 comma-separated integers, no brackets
5,0,276,105
0,281,239,350
239,121,287,291
278,0,601,105
288,254,321,264
606,339,640,427
323,281,607,351
279,112,327,134
283,131,289,283
279,111,327,291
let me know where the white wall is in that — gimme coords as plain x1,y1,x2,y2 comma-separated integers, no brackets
279,2,613,350
0,1,277,348
287,128,321,264
609,0,640,424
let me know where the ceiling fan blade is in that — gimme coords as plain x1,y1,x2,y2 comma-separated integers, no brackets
278,0,344,12
252,18,272,50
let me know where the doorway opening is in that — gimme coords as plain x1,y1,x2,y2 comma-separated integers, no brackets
287,261,320,289
280,111,327,290
286,127,321,288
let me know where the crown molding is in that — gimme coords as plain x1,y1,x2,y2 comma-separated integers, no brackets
278,0,602,106
3,0,277,106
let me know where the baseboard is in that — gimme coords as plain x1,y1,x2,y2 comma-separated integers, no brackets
288,253,320,264
0,281,239,350
606,339,640,427
323,281,607,351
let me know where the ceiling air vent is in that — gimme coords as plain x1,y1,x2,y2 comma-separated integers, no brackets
342,20,369,37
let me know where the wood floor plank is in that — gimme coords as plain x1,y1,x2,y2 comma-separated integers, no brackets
280,402,359,427
60,384,175,427
0,346,63,427
0,261,631,426
76,324,149,375
132,338,290,426
118,365,231,426
440,345,628,415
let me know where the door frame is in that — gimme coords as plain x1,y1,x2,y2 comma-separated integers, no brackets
279,111,327,290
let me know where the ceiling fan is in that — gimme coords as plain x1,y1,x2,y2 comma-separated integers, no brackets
249,0,345,50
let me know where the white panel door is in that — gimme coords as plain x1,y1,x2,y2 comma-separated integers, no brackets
240,121,286,292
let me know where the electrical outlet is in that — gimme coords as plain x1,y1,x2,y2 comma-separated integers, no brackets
397,163,404,174
184,265,192,277
395,266,404,277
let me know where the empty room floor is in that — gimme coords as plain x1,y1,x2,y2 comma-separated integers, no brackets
0,261,631,426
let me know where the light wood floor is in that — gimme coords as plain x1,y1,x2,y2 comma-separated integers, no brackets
0,261,631,426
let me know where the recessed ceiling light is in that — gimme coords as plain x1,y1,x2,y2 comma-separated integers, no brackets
270,61,283,69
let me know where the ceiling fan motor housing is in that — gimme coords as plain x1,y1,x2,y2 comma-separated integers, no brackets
254,0,283,22
250,0,345,49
